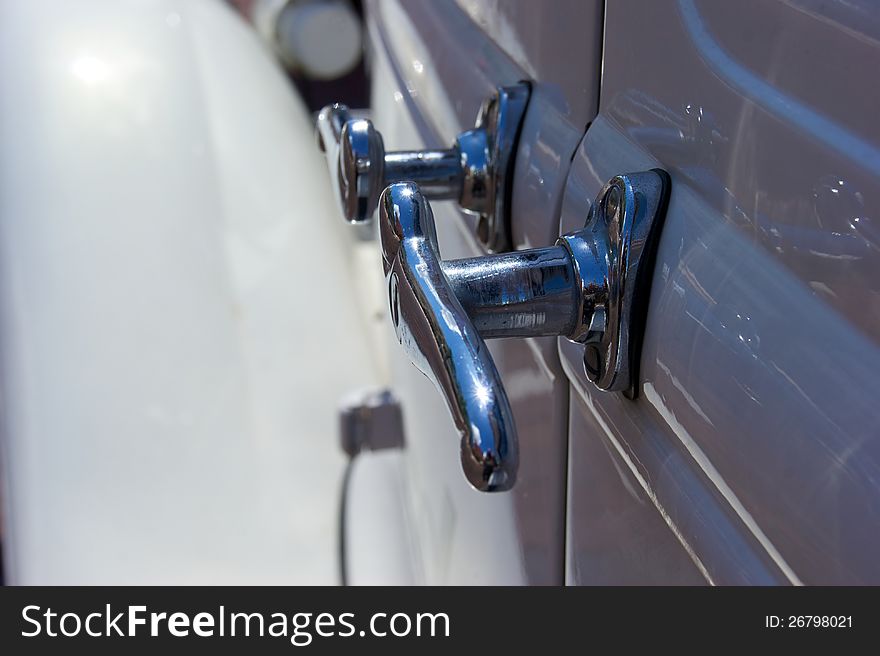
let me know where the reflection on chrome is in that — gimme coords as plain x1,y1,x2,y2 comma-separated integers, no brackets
378,171,669,491
316,84,530,251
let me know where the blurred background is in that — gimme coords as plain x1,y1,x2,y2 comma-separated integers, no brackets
230,0,369,111
0,0,381,584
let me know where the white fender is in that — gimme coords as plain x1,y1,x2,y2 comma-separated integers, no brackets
0,0,379,583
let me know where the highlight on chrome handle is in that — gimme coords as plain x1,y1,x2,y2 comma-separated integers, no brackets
377,171,669,491
378,182,518,492
316,83,530,252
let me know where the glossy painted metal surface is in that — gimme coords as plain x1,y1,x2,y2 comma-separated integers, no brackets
379,182,518,491
357,0,603,583
370,0,602,248
562,0,880,584
564,394,707,584
316,84,529,252
0,0,381,583
342,449,420,585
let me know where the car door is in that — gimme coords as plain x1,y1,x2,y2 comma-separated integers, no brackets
351,0,602,584
560,0,880,584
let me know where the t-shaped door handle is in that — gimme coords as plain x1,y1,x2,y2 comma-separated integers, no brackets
317,84,529,252
378,171,670,492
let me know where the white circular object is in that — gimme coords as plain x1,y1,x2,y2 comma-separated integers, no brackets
275,0,362,80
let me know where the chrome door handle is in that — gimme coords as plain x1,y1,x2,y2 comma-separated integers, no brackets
379,182,517,492
317,83,529,252
378,171,670,491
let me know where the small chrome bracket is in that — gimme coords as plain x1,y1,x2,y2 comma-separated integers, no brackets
560,170,670,397
468,83,530,252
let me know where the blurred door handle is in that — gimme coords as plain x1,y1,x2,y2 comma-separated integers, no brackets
378,171,670,491
316,83,530,252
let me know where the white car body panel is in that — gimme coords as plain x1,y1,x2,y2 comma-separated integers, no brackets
0,0,379,583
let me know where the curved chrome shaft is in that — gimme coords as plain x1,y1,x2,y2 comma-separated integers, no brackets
379,183,518,492
378,172,670,491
